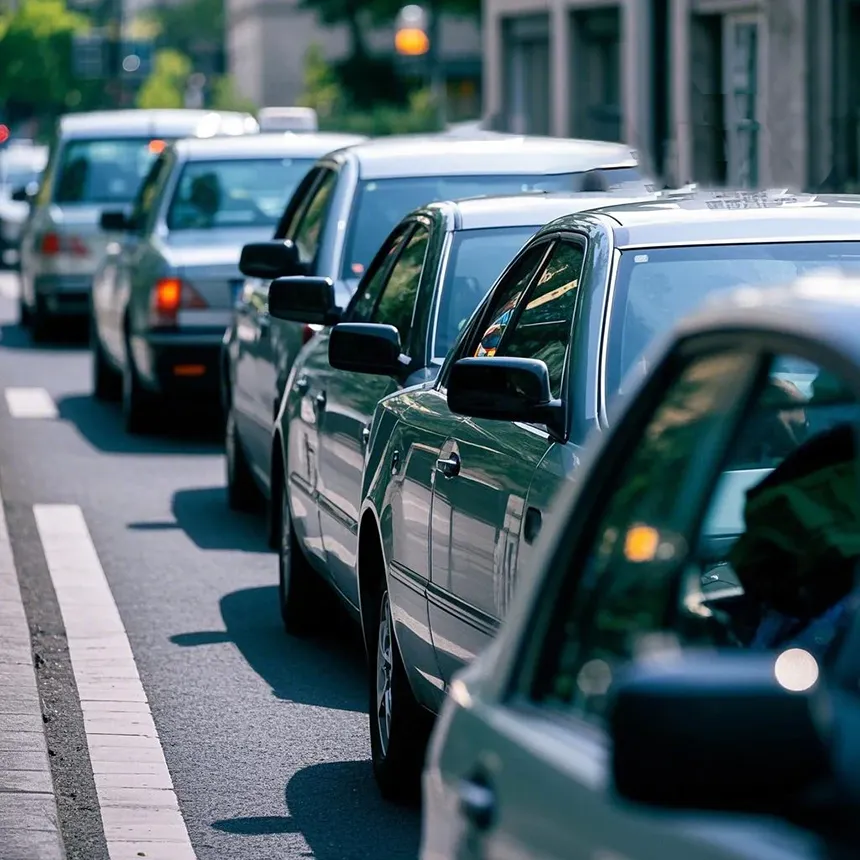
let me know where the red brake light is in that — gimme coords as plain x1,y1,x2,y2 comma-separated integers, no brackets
39,233,88,257
150,278,207,326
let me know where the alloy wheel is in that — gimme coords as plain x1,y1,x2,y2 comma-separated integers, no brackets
376,593,394,758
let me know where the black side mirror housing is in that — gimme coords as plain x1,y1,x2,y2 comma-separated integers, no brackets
239,240,303,279
609,651,831,813
447,356,565,438
328,323,406,375
100,210,129,232
10,186,31,203
268,276,340,325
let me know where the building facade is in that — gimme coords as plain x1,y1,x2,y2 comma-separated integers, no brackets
226,0,483,119
483,0,855,190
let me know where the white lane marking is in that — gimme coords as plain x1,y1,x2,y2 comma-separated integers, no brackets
34,504,197,860
5,387,58,419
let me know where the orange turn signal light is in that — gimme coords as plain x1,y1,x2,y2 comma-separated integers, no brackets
148,139,166,154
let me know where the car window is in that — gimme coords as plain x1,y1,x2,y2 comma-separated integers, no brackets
529,350,757,723
288,168,338,267
531,349,860,724
497,240,585,399
348,223,414,323
128,153,171,234
469,242,551,360
371,225,430,351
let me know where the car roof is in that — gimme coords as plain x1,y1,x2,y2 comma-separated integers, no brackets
174,131,367,160
335,135,638,180
57,109,258,140
427,191,657,231
586,191,860,247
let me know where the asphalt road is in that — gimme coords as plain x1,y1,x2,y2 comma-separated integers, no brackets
0,272,421,859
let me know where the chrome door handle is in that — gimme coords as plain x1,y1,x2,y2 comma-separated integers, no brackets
361,425,371,448
435,453,460,478
295,376,309,395
458,777,495,831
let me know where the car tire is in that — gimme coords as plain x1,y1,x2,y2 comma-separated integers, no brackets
18,296,30,328
30,300,52,343
225,404,259,511
122,341,159,435
91,321,121,402
278,482,327,636
368,588,432,804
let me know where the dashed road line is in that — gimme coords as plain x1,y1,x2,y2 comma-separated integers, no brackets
5,387,58,419
34,504,196,860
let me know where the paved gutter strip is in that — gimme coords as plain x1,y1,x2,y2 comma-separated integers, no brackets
35,504,197,860
0,495,66,860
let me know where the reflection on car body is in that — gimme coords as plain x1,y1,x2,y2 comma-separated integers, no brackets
354,190,860,799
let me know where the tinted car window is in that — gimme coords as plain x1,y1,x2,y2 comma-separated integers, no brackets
166,157,316,231
53,138,164,204
291,168,338,266
434,225,539,358
340,170,643,280
349,225,413,323
129,153,171,234
499,240,585,398
372,225,430,349
607,241,860,395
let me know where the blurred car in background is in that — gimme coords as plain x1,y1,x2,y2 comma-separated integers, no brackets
227,133,651,533
422,273,860,860
258,107,319,133
0,140,48,268
354,189,860,799
18,108,259,340
90,131,364,434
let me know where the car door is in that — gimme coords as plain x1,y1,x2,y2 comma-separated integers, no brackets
428,237,586,685
319,220,432,605
437,342,857,860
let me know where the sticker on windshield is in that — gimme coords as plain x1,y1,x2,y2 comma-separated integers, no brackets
634,254,649,263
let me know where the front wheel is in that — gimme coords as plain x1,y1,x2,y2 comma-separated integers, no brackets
278,483,329,636
368,589,432,804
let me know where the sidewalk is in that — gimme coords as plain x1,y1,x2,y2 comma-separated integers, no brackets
0,503,65,860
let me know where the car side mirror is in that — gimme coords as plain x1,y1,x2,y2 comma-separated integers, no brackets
267,276,341,325
10,186,31,203
239,240,303,279
100,210,129,232
328,323,406,375
447,356,565,438
608,651,832,813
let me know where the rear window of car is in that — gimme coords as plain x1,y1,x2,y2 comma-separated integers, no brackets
166,157,316,231
53,138,168,205
340,168,647,280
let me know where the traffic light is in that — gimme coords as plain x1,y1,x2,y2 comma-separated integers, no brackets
395,4,429,56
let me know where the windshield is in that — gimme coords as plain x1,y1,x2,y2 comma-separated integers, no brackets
434,225,539,357
606,241,860,396
341,168,644,280
53,138,165,204
166,157,315,231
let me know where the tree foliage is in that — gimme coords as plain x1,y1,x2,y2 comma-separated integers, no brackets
209,76,257,113
144,0,223,58
135,49,191,109
0,0,91,118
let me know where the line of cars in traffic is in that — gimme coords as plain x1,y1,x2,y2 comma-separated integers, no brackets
12,107,860,858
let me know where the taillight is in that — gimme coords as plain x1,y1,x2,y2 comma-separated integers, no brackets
302,323,322,344
39,232,88,257
149,277,207,327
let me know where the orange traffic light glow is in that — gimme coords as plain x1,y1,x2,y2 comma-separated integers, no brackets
395,27,429,55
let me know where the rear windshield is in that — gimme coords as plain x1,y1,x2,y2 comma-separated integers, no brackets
166,157,316,231
434,225,540,357
53,138,166,204
341,168,645,280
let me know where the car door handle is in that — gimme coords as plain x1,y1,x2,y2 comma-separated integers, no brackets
524,506,542,544
458,777,495,831
361,424,371,448
295,375,309,395
315,391,327,410
436,453,460,478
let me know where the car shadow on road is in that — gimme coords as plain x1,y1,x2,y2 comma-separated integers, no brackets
171,584,366,712
0,321,89,351
56,394,223,456
210,759,421,858
155,486,271,554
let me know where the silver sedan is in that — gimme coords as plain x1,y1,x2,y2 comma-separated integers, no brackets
89,131,364,434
